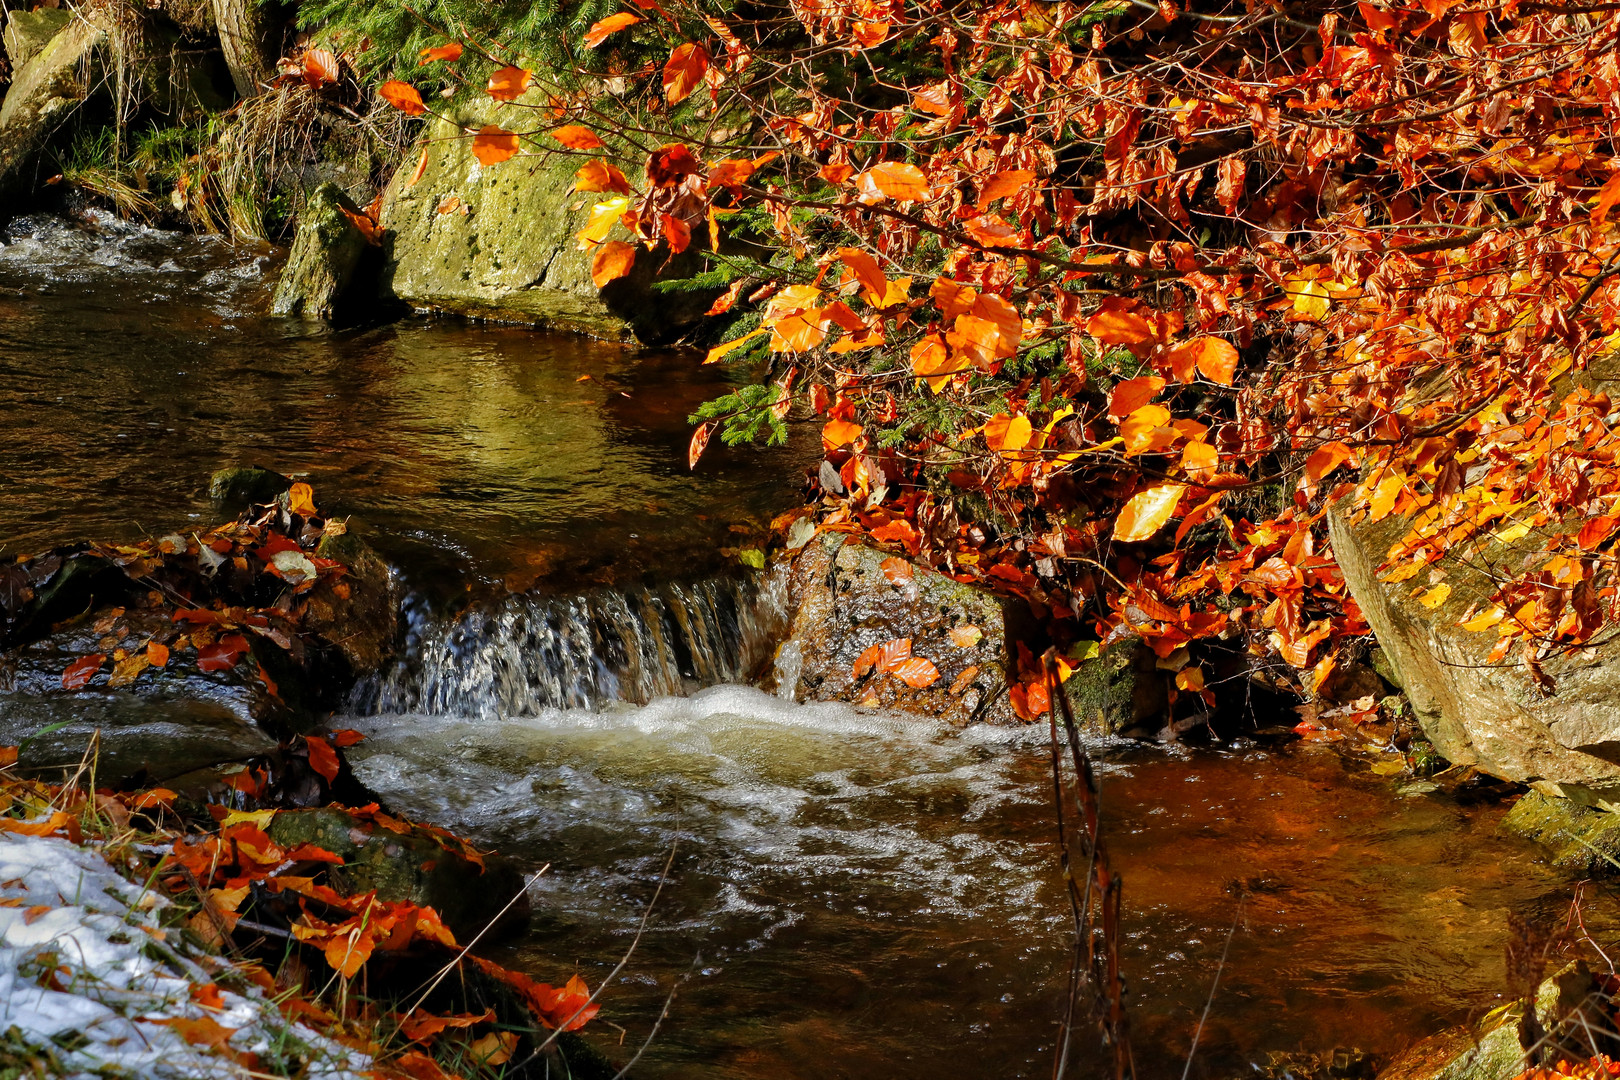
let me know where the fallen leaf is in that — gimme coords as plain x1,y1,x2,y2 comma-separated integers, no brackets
880,556,914,585
949,624,983,648
893,656,939,688
305,735,340,784
62,654,105,690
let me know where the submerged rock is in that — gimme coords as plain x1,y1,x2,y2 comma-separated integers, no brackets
1499,789,1620,873
0,13,106,201
270,183,370,320
375,87,716,341
267,806,528,941
774,535,1024,724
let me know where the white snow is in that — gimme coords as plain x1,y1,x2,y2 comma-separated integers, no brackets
0,830,372,1079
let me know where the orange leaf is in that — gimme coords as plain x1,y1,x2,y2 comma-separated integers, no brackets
880,557,914,585
0,812,76,838
305,735,341,784
575,159,631,195
1086,299,1154,345
435,194,462,215
663,42,710,104
63,653,105,689
550,125,604,150
851,20,890,47
486,66,532,102
705,279,746,316
976,169,1035,211
1181,439,1218,480
1164,336,1238,384
876,638,913,672
689,422,715,470
471,125,519,166
190,982,226,1010
418,41,462,63
146,640,169,668
288,482,317,516
822,419,864,451
398,1009,496,1042
1120,404,1174,455
378,81,426,116
660,213,692,253
1107,375,1165,419
591,240,637,287
837,247,887,303
301,48,339,89
0,747,17,767
705,327,768,364
984,413,1033,452
1115,484,1186,543
892,657,939,688
861,161,930,202
1594,171,1620,229
584,12,640,48
406,146,430,187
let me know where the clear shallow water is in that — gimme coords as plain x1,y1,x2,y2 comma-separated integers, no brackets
341,686,1620,1079
0,210,813,590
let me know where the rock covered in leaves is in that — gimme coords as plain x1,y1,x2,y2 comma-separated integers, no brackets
773,533,1024,725
1329,448,1620,805
270,182,373,320
1062,636,1168,738
0,481,396,783
266,804,528,942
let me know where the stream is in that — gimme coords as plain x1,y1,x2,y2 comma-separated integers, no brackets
4,210,1618,1079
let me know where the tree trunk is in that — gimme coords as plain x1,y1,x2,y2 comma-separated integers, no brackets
211,0,276,98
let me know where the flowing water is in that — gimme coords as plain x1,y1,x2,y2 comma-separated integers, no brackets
5,210,1620,1079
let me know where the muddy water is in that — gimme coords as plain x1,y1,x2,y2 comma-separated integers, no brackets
4,212,1618,1079
0,211,812,589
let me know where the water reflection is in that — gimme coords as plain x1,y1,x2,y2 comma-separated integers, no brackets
0,212,813,588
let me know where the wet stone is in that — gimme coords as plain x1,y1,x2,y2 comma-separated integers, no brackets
1499,788,1620,873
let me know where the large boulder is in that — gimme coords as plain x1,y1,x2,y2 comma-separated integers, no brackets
0,13,106,201
1329,493,1620,806
375,87,716,341
773,535,1027,724
270,183,370,320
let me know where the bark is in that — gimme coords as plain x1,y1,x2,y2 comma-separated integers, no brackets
210,0,277,98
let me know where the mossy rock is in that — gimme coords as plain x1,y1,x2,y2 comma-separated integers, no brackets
271,183,369,320
1063,637,1166,736
3,8,72,70
266,806,528,941
302,525,398,677
1499,789,1620,873
208,465,292,508
0,14,107,201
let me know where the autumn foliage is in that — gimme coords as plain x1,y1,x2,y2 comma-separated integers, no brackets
367,0,1620,705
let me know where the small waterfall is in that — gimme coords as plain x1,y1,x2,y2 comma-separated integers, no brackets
359,569,789,717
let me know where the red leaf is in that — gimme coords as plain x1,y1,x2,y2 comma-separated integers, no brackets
663,43,709,105
331,728,366,747
305,736,341,784
62,654,105,690
197,635,250,673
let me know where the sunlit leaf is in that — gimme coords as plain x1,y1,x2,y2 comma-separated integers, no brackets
591,240,637,287
704,327,768,364
663,42,710,104
688,422,714,470
893,656,939,688
378,81,427,116
575,159,632,195
1107,375,1165,418
584,12,640,48
486,66,532,102
471,125,520,166
860,161,930,202
549,125,604,150
575,196,630,249
1115,484,1186,543
984,413,1033,452
822,419,864,451
418,41,462,63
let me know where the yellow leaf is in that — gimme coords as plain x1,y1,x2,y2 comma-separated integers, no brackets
1181,440,1218,480
1416,583,1451,608
704,327,768,364
1289,276,1330,320
1459,605,1504,632
1120,404,1173,455
1366,470,1405,522
1115,484,1186,543
575,196,629,250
